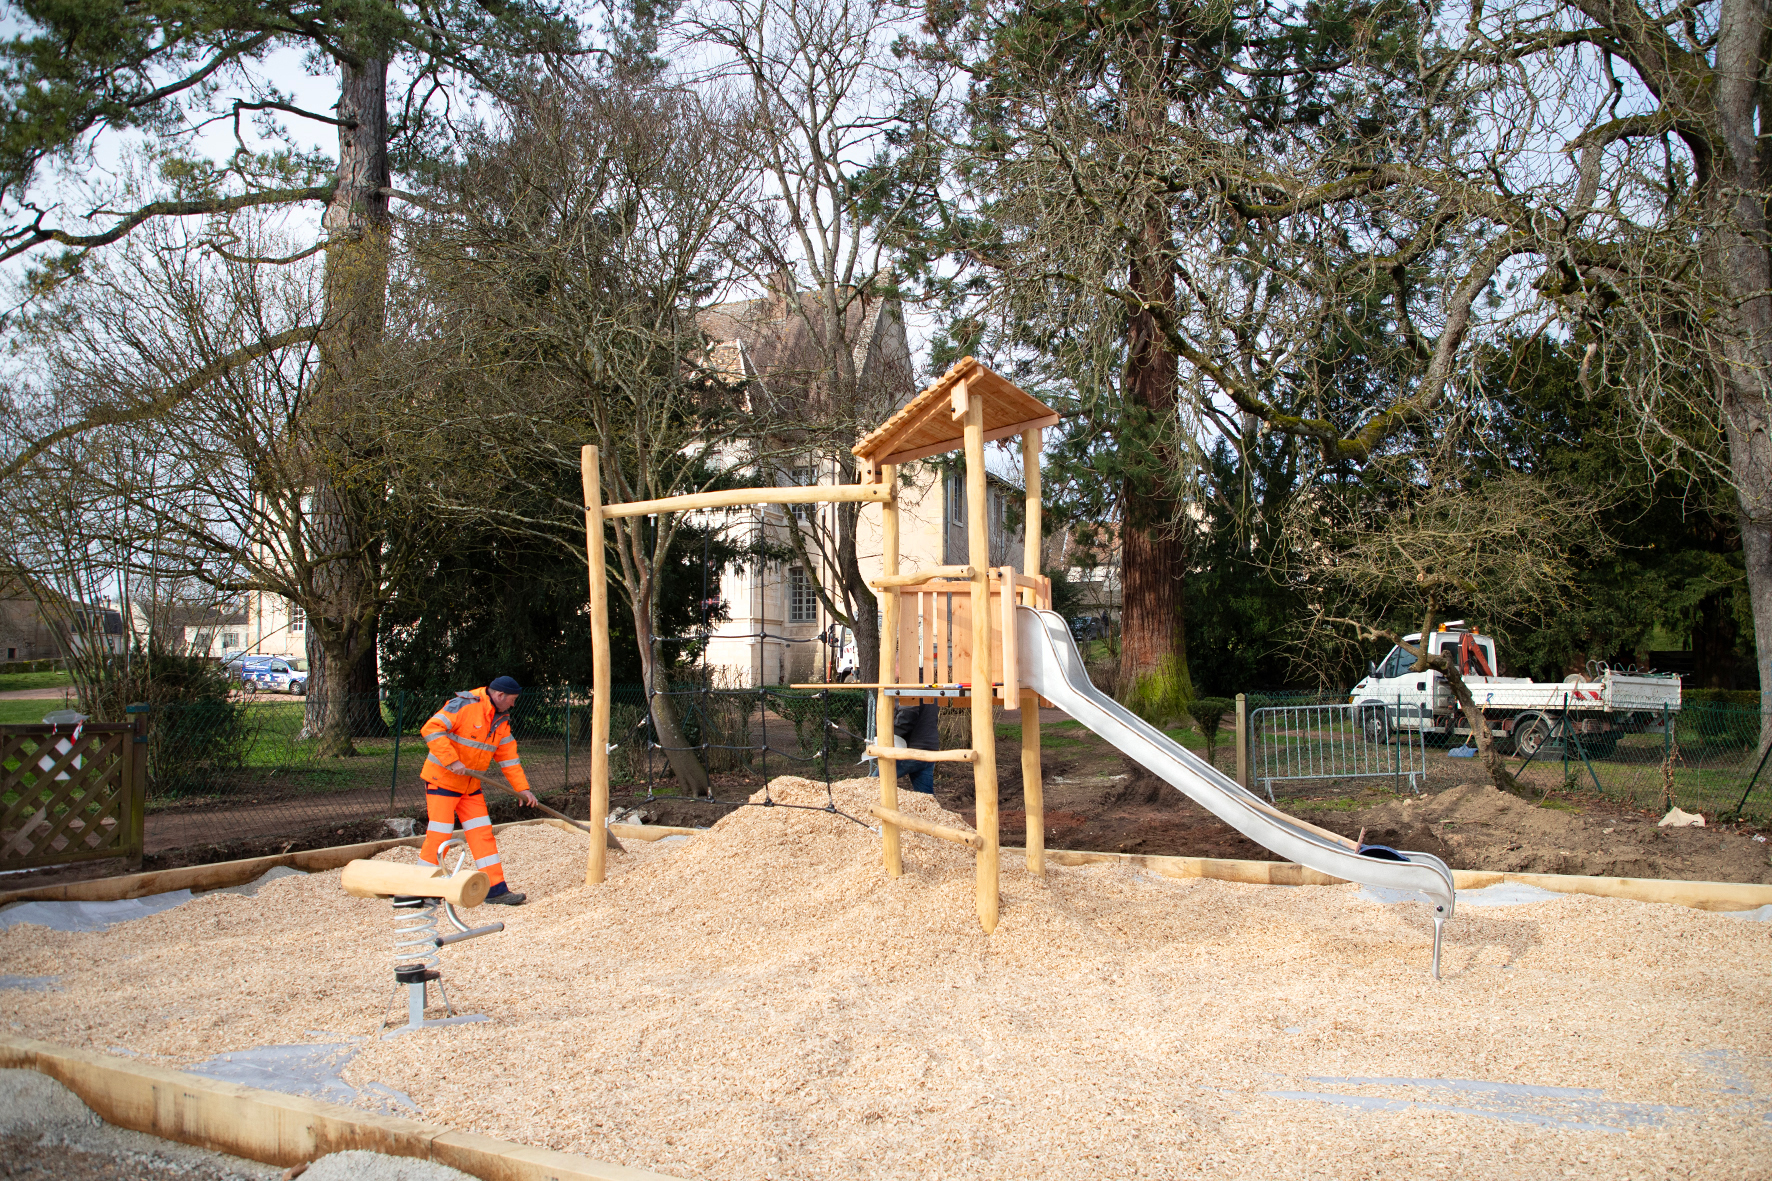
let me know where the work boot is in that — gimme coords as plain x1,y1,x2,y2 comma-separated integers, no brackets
484,890,526,906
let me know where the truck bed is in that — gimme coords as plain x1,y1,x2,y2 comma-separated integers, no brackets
1458,672,1680,713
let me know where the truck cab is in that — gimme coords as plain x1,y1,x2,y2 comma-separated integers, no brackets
1351,628,1501,735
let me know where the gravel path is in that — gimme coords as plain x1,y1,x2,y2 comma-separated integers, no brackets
2,777,1768,1180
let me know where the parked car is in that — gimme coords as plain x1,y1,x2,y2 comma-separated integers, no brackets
254,657,309,695
1070,615,1112,641
223,655,272,686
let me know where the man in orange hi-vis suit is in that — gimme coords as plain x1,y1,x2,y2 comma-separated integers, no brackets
418,676,535,905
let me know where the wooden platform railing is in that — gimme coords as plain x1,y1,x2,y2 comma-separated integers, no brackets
0,712,147,872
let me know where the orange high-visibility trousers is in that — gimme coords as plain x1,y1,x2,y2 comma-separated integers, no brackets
418,789,507,889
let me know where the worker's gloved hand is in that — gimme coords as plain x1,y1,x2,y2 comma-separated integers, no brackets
518,790,537,807
446,760,469,775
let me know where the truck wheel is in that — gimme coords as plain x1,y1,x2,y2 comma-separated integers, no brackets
1513,715,1555,758
1358,701,1389,745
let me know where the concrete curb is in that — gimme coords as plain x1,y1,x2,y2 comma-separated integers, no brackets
0,1034,676,1181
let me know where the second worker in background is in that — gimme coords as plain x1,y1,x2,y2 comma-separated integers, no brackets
893,698,941,796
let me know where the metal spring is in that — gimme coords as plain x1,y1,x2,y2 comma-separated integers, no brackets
391,898,440,971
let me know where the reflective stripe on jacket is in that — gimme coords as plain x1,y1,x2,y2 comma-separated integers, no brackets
419,686,531,794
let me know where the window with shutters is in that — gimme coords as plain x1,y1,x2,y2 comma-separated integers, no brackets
788,565,816,622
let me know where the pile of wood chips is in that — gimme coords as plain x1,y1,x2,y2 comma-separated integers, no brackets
3,776,1768,1180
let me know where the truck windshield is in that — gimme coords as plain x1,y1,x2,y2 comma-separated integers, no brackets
1379,646,1414,678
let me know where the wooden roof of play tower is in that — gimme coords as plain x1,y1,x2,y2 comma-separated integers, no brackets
852,357,1059,473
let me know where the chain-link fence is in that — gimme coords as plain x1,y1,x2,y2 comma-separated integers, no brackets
1480,702,1772,820
32,679,1772,874
121,683,875,867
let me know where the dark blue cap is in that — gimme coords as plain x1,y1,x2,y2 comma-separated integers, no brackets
488,676,523,696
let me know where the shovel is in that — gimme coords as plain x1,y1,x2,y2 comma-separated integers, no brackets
459,767,625,851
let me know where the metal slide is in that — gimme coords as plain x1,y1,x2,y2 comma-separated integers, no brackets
1016,606,1456,976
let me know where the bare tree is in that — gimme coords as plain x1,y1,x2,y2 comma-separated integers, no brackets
402,79,775,795
681,0,938,683
5,209,446,752
1287,437,1609,792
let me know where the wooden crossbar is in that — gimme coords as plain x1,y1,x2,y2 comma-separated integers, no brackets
601,483,891,520
869,805,984,851
869,566,975,589
864,744,978,764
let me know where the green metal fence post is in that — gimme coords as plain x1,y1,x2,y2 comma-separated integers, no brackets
387,689,405,811
1394,693,1402,794
124,703,150,871
565,691,573,791
1562,693,1569,783
1730,708,1772,820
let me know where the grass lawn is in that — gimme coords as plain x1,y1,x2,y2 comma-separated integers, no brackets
0,669,73,693
0,698,67,725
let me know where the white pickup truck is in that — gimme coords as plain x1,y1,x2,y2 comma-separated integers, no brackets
1349,626,1682,757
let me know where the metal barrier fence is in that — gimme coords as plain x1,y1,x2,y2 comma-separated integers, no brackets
1239,695,1772,821
1251,699,1430,801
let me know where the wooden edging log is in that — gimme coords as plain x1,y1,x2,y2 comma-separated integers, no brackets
1013,847,1772,912
0,818,577,908
606,822,701,841
10,818,1765,915
0,1034,671,1181
868,805,983,851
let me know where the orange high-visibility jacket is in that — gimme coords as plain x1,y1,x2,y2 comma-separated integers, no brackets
419,686,531,795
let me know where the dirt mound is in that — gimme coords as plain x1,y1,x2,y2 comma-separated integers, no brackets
1328,781,1772,882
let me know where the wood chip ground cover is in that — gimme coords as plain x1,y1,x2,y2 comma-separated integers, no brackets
2,777,1768,1179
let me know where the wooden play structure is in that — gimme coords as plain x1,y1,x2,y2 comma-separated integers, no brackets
578,357,1060,932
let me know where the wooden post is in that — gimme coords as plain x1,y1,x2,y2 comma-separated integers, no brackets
876,463,902,878
1235,693,1249,790
124,705,148,872
965,391,999,932
1020,427,1044,876
582,445,612,886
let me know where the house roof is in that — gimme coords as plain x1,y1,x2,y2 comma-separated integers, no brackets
697,288,888,395
852,357,1059,471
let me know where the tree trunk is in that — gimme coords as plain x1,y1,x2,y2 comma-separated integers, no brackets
306,625,367,757
304,55,391,751
1692,589,1743,689
1116,203,1192,722
1707,0,1772,743
836,498,881,685
1436,658,1522,794
625,546,712,797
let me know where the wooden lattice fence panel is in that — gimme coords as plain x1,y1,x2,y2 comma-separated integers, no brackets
0,717,145,871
